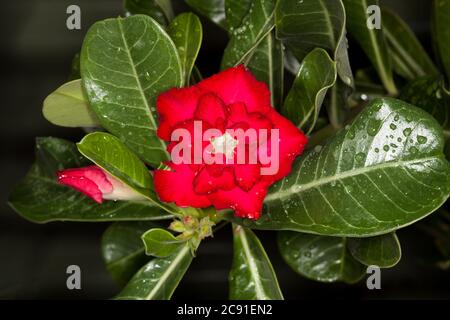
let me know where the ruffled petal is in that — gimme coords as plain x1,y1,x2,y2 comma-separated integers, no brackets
193,166,235,194
156,86,205,140
208,182,269,219
153,162,211,207
197,65,272,113
233,164,261,191
194,93,227,127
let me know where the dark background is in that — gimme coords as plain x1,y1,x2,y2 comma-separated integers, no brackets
0,0,448,299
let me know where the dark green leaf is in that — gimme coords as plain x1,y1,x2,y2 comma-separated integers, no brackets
43,80,100,128
80,15,182,167
433,0,450,83
275,0,353,88
230,98,450,236
116,243,193,300
141,228,185,258
343,0,397,94
168,13,202,85
229,225,283,300
8,137,172,223
221,0,275,69
185,0,227,29
124,0,173,26
283,48,336,134
382,8,437,81
278,232,366,283
399,76,450,131
225,0,252,32
102,221,157,285
347,232,401,268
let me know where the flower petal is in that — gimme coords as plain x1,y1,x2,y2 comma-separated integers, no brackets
193,166,235,194
154,162,211,207
198,65,272,113
194,93,227,127
233,164,261,191
157,86,205,140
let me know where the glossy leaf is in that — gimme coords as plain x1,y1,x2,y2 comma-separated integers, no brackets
278,232,366,283
185,0,227,29
43,79,100,128
230,98,450,236
229,225,283,300
77,132,177,214
399,76,450,131
324,80,351,129
168,13,203,85
433,0,450,83
77,132,153,194
225,0,252,32
116,244,193,300
102,221,157,285
382,8,437,80
80,15,182,167
282,48,337,134
141,228,184,258
347,232,401,268
275,0,354,88
343,0,397,94
225,0,283,107
124,0,173,26
221,0,275,69
8,137,172,223
68,53,80,80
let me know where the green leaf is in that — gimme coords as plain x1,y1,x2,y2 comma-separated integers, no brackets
225,0,252,32
77,132,177,214
275,0,354,88
80,15,182,167
347,232,401,268
230,98,450,236
399,76,450,131
102,221,157,285
324,80,351,129
8,137,172,223
116,244,193,300
42,79,100,128
221,0,275,69
343,0,397,95
229,225,283,300
167,13,203,86
278,232,366,283
433,0,450,83
185,0,227,29
141,228,185,258
382,8,438,81
282,48,337,134
77,132,152,193
124,0,173,26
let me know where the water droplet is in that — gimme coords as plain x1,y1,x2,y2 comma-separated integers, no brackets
403,128,412,136
390,123,397,130
397,137,402,142
409,146,418,154
417,135,427,144
355,152,365,162
314,145,322,153
383,145,390,152
375,148,380,153
394,114,400,121
367,118,381,136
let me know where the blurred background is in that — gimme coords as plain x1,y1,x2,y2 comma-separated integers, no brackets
0,0,448,299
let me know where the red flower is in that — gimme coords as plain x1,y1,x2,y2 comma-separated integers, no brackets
154,66,308,219
57,166,145,203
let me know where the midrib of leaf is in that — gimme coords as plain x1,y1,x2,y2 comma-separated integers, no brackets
117,18,169,159
360,0,396,94
318,0,336,47
384,28,425,76
264,156,439,203
108,247,145,269
238,227,270,299
144,244,191,300
54,91,84,102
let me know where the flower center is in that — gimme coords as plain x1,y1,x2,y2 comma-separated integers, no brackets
210,132,238,159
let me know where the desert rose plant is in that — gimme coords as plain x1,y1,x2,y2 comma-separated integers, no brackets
9,0,450,299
